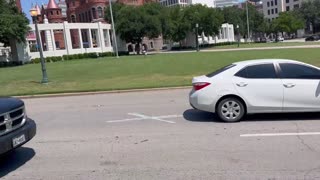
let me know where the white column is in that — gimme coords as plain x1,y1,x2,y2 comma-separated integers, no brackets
45,29,53,51
50,29,56,51
26,41,31,55
98,22,105,52
222,28,225,39
106,29,111,48
231,27,234,41
88,29,93,49
226,26,230,42
63,21,72,55
78,29,83,50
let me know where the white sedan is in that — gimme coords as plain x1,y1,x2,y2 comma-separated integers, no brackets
189,59,320,122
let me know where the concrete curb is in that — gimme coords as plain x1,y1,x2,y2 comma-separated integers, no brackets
150,45,320,54
16,86,192,99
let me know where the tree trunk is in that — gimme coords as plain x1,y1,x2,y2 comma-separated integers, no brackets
9,39,19,61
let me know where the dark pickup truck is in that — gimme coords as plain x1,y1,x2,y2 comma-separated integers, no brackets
0,97,36,155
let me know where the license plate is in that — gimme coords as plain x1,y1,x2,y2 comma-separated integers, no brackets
12,134,26,148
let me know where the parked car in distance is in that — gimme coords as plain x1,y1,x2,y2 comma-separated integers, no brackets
305,35,320,41
0,97,36,155
277,36,284,41
190,59,320,122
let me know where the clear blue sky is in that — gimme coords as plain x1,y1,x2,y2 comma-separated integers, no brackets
22,0,47,22
22,0,33,21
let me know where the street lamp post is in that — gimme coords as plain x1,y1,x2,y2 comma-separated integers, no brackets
109,0,119,58
236,24,240,48
195,23,199,52
30,7,49,84
245,0,250,43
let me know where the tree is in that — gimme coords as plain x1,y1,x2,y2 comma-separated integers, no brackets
166,6,190,46
183,4,224,36
299,0,320,33
222,6,245,35
0,0,29,47
159,6,174,41
105,2,126,24
141,3,163,39
115,6,146,44
222,4,267,38
108,4,162,47
271,11,305,34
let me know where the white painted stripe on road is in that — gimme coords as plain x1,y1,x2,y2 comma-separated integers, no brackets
157,115,183,119
150,117,176,124
106,113,181,123
240,132,320,137
106,117,146,123
129,113,176,124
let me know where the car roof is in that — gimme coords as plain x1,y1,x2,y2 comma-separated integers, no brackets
233,59,300,66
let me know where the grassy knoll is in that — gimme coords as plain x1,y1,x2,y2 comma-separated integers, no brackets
1,48,320,96
205,41,320,49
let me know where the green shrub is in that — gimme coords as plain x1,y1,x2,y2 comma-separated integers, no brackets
0,61,23,68
118,51,129,56
99,52,114,57
87,52,98,58
31,58,41,64
77,54,83,59
52,56,62,62
45,57,52,63
63,55,70,61
83,53,89,59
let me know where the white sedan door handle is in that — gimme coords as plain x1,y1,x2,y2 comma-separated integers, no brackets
236,82,248,87
283,83,296,88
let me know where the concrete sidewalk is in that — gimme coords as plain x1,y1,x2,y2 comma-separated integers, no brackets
151,44,320,54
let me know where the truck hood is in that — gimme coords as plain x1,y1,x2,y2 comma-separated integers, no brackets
0,97,24,114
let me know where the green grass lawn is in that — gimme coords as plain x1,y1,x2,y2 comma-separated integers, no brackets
1,48,320,96
205,41,320,49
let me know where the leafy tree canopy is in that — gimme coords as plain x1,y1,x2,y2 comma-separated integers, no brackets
299,0,320,33
271,11,305,33
0,0,29,46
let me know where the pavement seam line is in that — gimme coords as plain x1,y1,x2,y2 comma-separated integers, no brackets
293,122,316,153
17,86,192,99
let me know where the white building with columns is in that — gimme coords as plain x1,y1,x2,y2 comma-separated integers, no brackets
159,0,216,8
176,23,235,48
26,20,113,60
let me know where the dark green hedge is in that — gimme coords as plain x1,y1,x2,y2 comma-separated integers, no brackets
170,42,249,51
30,51,126,64
0,61,24,68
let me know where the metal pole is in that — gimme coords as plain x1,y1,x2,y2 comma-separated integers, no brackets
34,16,49,84
246,1,250,43
237,26,240,48
109,0,119,58
196,23,199,52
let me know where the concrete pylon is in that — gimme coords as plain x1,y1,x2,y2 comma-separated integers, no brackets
44,15,54,51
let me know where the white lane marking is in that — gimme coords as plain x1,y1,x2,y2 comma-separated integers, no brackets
128,113,176,124
106,117,145,123
106,113,181,124
157,115,183,119
240,132,320,137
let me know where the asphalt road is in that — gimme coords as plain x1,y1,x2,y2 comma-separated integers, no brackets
1,89,320,180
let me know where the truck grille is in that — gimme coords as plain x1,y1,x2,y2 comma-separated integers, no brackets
0,106,26,136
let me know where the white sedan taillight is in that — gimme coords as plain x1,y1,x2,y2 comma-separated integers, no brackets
193,82,211,91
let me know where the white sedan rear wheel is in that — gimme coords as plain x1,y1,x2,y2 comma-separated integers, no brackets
217,97,245,122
